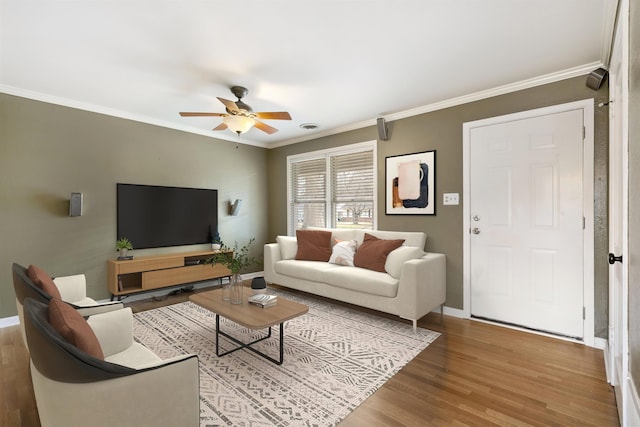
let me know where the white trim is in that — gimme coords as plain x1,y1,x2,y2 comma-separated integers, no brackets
462,99,596,347
269,62,604,149
0,85,266,148
0,62,599,151
628,376,640,427
0,272,265,329
0,316,19,328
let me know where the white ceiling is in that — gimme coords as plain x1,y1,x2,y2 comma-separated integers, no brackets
0,0,616,148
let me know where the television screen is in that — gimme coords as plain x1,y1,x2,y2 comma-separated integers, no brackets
117,183,218,249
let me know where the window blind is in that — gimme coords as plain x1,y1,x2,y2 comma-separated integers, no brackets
331,150,374,203
291,158,327,230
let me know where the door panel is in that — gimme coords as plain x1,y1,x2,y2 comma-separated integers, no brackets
470,110,584,338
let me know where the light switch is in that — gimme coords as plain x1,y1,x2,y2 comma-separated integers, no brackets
443,193,459,205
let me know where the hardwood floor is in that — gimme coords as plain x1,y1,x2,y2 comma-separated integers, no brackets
1,288,619,426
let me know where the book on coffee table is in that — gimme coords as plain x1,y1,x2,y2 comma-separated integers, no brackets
248,294,278,308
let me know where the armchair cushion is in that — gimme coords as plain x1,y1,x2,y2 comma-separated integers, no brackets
48,297,104,360
27,264,62,300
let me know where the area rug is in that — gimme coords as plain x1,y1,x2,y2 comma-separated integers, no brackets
132,290,440,426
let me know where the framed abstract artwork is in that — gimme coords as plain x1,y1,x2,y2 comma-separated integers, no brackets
385,150,436,215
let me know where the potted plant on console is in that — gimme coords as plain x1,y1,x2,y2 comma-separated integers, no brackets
206,238,260,304
211,230,222,251
116,237,133,260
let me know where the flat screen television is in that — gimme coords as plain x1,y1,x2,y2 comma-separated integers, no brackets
117,183,218,249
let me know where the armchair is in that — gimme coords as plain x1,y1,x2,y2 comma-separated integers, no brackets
23,297,200,427
12,263,123,347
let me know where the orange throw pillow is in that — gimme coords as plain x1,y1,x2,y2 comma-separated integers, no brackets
27,264,62,300
48,297,105,360
354,233,405,272
295,230,332,261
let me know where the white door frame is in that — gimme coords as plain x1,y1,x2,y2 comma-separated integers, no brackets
462,99,595,347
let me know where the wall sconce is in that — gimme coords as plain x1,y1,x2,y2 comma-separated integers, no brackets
230,199,242,216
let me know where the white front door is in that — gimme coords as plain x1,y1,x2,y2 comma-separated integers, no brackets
468,108,585,338
607,15,629,422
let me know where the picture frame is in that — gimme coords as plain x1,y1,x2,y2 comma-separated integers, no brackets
385,150,436,215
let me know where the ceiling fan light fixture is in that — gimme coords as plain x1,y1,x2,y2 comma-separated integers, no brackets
223,115,255,135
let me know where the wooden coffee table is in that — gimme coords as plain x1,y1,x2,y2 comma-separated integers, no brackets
189,288,308,365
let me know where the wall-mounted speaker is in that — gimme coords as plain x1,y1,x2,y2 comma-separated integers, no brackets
586,67,608,90
70,192,83,217
377,118,388,141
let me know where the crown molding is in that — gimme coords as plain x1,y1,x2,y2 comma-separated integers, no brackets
0,85,268,149
267,61,604,149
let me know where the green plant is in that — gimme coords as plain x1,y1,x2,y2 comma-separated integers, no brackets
206,238,261,275
115,237,133,251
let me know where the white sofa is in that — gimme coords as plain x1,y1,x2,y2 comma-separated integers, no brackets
264,228,446,330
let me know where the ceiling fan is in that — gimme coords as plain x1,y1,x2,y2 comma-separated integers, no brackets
179,86,292,135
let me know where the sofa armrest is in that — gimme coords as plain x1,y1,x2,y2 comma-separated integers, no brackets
87,307,134,357
53,274,87,302
397,252,446,319
264,243,282,283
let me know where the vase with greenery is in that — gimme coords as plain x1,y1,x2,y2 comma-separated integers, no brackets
116,237,133,258
206,238,260,303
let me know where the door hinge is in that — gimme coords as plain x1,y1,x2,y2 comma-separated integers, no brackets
583,126,586,140
583,217,586,229
583,306,586,320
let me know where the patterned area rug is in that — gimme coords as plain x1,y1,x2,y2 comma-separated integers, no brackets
132,290,439,426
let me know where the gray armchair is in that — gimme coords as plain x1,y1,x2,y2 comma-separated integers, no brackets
23,297,200,427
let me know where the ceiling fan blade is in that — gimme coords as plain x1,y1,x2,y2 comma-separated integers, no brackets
180,112,225,117
217,97,240,113
255,112,292,120
213,122,228,131
254,120,279,134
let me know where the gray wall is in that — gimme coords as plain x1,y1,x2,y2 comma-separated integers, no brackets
0,93,269,318
628,0,640,395
268,76,610,338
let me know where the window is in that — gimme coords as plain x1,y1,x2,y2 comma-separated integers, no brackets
288,141,376,234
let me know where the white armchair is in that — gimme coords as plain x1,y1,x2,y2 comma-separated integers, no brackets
23,297,200,427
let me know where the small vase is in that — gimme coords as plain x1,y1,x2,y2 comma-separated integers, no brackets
119,248,128,258
230,273,243,304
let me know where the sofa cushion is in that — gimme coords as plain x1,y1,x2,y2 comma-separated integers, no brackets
323,267,399,298
48,297,104,360
276,235,298,260
385,246,425,279
27,264,62,300
295,230,332,261
354,233,405,272
275,260,341,283
329,239,357,266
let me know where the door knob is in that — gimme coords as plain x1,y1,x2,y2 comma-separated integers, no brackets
608,253,623,264
472,228,481,235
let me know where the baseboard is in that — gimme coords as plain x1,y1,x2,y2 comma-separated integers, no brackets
0,316,19,328
0,272,266,329
593,337,607,350
628,375,640,426
442,306,466,318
